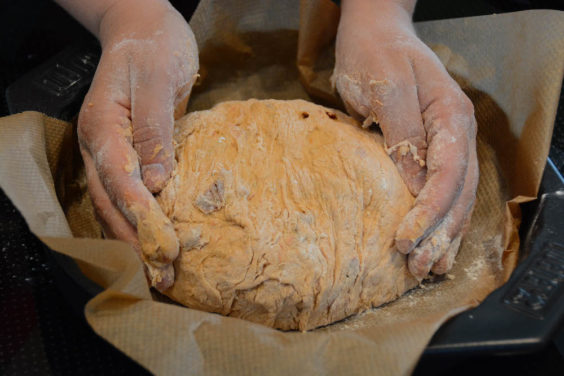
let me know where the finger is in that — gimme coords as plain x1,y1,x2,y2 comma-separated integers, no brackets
368,69,427,196
131,73,176,194
406,239,435,280
428,234,462,276
408,136,478,278
130,64,198,193
82,149,175,291
407,219,458,280
83,147,138,244
431,144,478,275
335,60,427,195
395,119,469,254
395,52,476,254
79,86,179,270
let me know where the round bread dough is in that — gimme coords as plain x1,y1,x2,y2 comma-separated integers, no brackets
158,99,418,331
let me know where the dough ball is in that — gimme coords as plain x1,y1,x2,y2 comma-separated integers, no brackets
157,99,417,331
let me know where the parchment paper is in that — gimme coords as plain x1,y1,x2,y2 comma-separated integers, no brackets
1,1,563,374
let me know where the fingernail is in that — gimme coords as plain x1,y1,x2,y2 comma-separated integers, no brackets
142,163,167,193
432,235,462,274
408,252,433,281
145,263,175,291
154,265,175,292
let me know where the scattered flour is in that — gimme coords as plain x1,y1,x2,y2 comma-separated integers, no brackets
464,256,486,281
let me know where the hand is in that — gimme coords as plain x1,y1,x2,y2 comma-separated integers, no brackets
333,0,478,280
70,0,199,290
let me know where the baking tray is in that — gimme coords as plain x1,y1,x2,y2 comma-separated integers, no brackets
6,45,564,357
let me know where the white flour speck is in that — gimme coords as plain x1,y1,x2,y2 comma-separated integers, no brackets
464,257,485,280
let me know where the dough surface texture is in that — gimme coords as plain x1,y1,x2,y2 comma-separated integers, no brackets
158,99,418,330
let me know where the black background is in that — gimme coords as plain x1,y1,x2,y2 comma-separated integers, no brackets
1,1,563,375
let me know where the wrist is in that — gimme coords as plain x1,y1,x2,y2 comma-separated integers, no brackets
98,0,178,47
341,0,415,24
55,0,120,36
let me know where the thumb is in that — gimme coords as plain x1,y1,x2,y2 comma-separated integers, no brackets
131,79,176,193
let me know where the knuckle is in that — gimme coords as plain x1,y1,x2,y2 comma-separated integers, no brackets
334,73,362,102
455,95,477,136
149,54,188,90
408,249,432,278
153,60,174,82
415,247,433,265
77,110,96,148
133,123,170,147
458,94,475,115
77,121,88,146
134,137,172,167
77,111,118,154
373,74,407,101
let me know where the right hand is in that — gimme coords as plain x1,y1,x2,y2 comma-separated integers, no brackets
75,0,199,291
333,0,478,280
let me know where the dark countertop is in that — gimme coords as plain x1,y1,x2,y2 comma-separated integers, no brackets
1,1,563,375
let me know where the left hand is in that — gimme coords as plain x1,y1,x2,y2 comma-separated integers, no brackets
333,0,479,280
67,0,199,291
